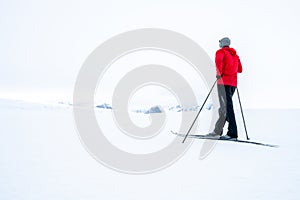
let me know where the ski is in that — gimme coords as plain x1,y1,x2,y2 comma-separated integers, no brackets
171,131,279,148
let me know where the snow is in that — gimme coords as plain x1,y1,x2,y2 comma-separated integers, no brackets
0,100,299,200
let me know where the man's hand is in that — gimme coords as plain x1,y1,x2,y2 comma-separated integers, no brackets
216,75,222,79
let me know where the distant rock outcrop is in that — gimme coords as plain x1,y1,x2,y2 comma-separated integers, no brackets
96,103,112,109
144,106,163,114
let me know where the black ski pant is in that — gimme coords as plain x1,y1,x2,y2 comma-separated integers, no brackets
214,84,238,138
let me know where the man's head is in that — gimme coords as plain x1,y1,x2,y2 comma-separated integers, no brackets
219,37,231,48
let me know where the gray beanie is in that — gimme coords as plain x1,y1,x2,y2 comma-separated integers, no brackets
219,37,231,48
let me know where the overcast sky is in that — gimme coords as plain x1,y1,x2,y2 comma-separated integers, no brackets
0,0,299,108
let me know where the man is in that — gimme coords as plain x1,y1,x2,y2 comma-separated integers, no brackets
208,37,243,140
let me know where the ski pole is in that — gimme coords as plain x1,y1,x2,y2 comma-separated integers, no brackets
236,88,250,140
182,78,218,143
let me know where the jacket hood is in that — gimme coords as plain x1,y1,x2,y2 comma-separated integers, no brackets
223,47,237,56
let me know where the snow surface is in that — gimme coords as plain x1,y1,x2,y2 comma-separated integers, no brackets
0,100,299,200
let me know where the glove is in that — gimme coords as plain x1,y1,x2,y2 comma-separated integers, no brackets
216,75,222,79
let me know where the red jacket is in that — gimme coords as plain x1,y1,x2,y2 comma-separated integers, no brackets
215,47,242,87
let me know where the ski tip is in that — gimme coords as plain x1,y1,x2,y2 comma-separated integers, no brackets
170,130,176,135
271,144,280,148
